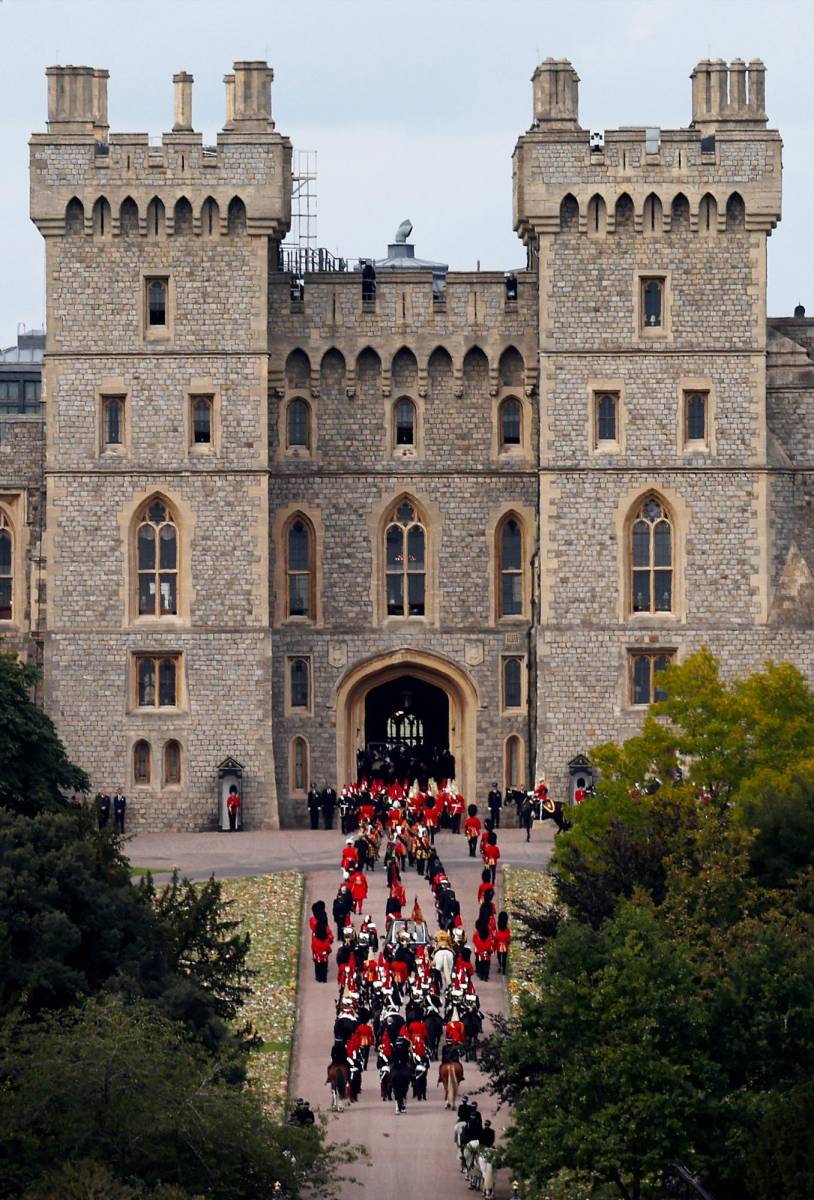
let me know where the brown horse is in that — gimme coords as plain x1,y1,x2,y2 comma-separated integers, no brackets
438,1059,464,1109
326,1062,349,1112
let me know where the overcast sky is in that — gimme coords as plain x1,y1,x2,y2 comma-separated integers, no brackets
1,0,812,341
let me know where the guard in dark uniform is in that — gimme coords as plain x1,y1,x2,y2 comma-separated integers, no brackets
307,784,321,830
321,783,337,830
487,782,502,829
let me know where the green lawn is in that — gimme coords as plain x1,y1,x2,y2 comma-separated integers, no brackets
219,872,304,1114
502,866,556,1013
127,865,156,877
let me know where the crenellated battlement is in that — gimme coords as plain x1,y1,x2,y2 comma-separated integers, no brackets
30,61,292,239
514,58,782,242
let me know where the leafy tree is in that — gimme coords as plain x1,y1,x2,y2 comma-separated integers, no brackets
0,809,254,1052
747,1081,814,1200
1,997,339,1200
22,1160,205,1199
488,651,814,1200
0,649,88,815
489,904,717,1200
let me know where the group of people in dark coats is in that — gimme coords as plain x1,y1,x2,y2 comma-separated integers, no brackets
307,783,337,830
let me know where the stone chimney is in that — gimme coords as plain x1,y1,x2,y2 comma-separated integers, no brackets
691,57,768,130
230,61,274,131
46,65,109,136
172,71,194,132
223,73,235,129
531,59,580,129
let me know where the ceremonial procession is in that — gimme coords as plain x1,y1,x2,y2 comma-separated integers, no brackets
301,776,528,1196
2,3,811,1197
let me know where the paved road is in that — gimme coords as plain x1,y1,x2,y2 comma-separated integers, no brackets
290,828,553,1199
126,825,555,882
124,825,556,1197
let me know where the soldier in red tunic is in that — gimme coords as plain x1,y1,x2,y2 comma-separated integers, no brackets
464,805,481,858
495,911,512,975
310,915,333,983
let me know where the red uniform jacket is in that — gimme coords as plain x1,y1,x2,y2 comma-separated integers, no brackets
349,872,368,902
483,845,501,870
464,816,481,839
495,928,512,952
445,1020,465,1044
472,930,494,960
341,846,359,871
311,935,333,963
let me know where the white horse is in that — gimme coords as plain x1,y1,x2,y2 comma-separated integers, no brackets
433,945,454,988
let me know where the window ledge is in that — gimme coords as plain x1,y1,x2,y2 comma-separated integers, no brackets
129,706,186,717
130,615,186,627
626,612,681,627
683,442,710,453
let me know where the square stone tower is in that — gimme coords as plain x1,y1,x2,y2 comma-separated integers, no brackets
513,58,783,783
30,63,291,829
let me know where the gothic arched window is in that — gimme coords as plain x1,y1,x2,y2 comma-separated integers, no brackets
394,398,416,447
499,397,522,449
147,278,167,327
287,398,310,449
163,739,181,785
291,737,308,793
504,735,523,789
630,495,673,613
0,510,13,620
134,739,151,784
192,397,212,445
286,516,314,619
498,514,524,618
136,498,178,617
503,657,523,709
385,500,426,617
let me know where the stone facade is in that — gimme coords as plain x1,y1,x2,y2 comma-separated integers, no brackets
3,55,812,829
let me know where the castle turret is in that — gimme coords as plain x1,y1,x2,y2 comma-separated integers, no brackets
29,61,290,831
690,56,768,131
531,59,581,129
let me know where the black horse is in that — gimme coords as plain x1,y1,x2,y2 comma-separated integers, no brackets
507,787,571,833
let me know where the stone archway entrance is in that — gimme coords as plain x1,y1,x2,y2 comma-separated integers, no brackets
335,649,479,799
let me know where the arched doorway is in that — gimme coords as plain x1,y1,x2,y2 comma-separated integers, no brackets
335,649,479,799
363,674,452,787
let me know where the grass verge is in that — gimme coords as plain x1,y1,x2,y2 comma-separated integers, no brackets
219,872,304,1115
502,865,556,1014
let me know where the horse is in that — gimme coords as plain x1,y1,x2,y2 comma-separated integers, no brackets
424,1008,444,1060
461,1007,482,1062
411,1051,430,1101
507,787,571,833
377,1051,392,1101
326,1062,349,1112
391,1063,411,1114
438,1058,464,1109
433,945,454,988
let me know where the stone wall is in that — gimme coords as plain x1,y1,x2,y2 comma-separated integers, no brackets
29,64,286,831
0,414,44,659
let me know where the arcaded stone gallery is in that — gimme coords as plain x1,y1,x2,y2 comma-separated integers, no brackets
3,56,813,829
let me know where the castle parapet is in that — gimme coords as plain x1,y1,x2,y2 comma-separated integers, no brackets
514,56,781,243
31,61,291,239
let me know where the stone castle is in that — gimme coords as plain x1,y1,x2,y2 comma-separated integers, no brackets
3,56,813,829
